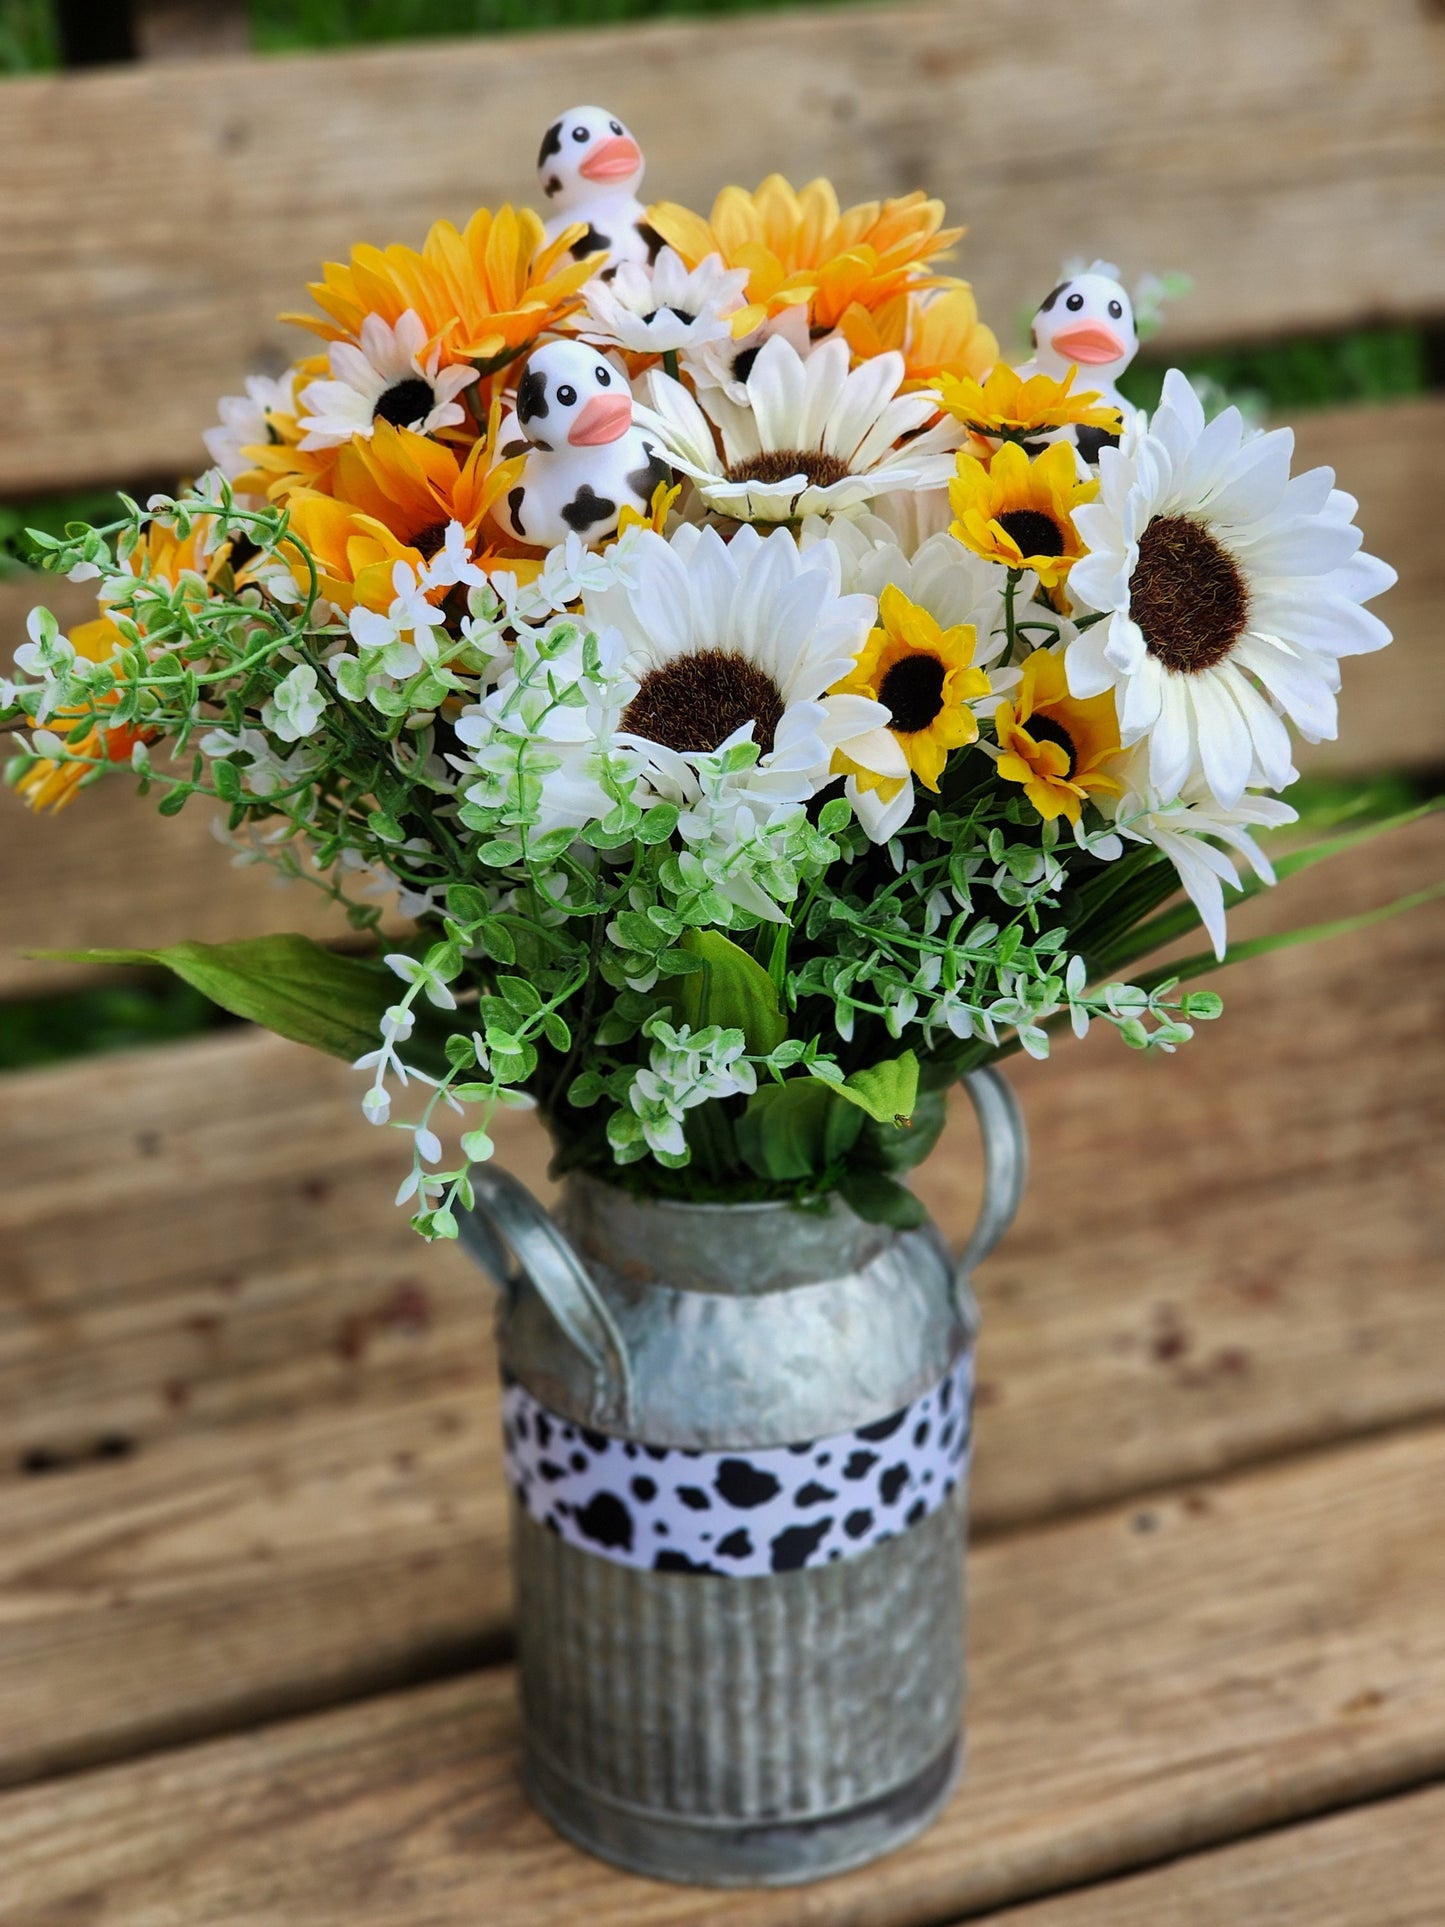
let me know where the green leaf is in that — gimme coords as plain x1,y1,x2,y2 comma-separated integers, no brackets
862,1086,948,1174
671,928,787,1054
1132,880,1445,993
837,1168,928,1230
835,1050,919,1126
735,1079,863,1182
27,934,417,1064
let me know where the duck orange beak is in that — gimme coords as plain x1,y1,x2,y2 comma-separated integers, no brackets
1049,321,1126,365
579,135,642,182
568,393,633,446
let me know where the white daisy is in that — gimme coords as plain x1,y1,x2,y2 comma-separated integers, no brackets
1107,746,1298,959
582,523,886,900
636,334,964,526
683,303,815,406
296,311,478,451
1067,368,1395,809
580,247,749,356
203,370,298,480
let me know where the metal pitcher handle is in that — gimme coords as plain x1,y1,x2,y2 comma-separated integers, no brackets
462,1165,637,1433
954,1068,1029,1342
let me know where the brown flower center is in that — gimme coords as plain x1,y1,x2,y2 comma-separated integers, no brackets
373,376,436,428
1129,514,1250,674
725,449,852,490
1025,713,1076,775
879,654,947,734
996,507,1066,558
622,650,785,757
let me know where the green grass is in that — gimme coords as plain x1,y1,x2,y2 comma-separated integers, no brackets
248,0,846,47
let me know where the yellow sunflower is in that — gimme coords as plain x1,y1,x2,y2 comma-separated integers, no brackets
949,440,1097,588
939,362,1121,445
833,583,991,797
837,281,998,392
994,648,1123,824
647,176,961,336
285,204,599,378
284,421,529,612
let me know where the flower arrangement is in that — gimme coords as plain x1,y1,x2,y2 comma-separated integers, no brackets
3,107,1406,1242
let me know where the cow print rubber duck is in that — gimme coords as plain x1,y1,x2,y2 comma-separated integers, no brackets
503,339,672,550
1017,265,1139,463
537,104,658,278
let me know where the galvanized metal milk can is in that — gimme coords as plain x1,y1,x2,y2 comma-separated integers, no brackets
464,1068,1027,1887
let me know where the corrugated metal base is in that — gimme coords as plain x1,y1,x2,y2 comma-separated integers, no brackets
512,1487,967,1884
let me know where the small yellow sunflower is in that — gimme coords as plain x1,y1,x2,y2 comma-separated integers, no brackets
833,583,991,796
647,176,961,337
285,205,599,378
939,362,1121,445
949,440,1097,588
838,282,999,392
994,648,1123,824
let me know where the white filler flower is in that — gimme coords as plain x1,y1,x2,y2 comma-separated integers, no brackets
297,311,478,451
636,334,963,524
1067,369,1395,809
584,520,886,832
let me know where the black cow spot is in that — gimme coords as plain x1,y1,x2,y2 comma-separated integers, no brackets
643,1445,669,1462
514,1410,530,1441
1075,425,1121,465
516,366,549,424
844,1508,874,1539
575,1491,633,1552
561,486,618,533
569,1451,588,1473
655,1548,715,1574
913,1419,931,1448
542,1512,562,1536
715,1527,753,1559
843,1449,878,1480
795,1481,837,1507
770,1518,832,1571
537,1458,567,1483
855,1409,907,1443
939,1420,955,1450
815,1452,831,1467
923,1470,934,1485
537,119,563,168
677,1485,711,1511
623,1443,638,1459
636,220,666,264
627,442,673,504
879,1464,910,1505
715,1458,782,1509
630,1475,657,1502
787,1444,812,1457
1037,280,1069,314
939,1375,953,1411
579,1427,608,1452
653,1519,669,1536
534,1413,552,1448
906,1498,928,1526
507,485,527,537
570,223,610,260
543,174,562,198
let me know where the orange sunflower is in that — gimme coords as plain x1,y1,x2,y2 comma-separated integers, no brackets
647,176,962,336
838,281,998,391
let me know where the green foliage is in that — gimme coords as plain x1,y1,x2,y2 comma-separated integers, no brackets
0,978,222,1073
671,928,786,1054
0,0,56,74
832,1049,919,1126
32,934,411,1063
1119,325,1428,415
247,0,859,52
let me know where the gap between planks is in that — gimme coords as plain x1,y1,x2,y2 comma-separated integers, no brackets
0,0,1442,492
0,819,1439,1792
2,1421,1443,1925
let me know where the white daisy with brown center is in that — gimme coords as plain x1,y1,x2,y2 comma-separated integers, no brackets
635,334,965,526
582,523,887,896
1066,369,1395,808
580,247,750,357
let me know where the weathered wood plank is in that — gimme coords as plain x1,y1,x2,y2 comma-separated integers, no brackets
1,397,1439,1002
969,1781,1445,1927
4,1424,1444,1925
0,820,1438,1786
0,0,1441,493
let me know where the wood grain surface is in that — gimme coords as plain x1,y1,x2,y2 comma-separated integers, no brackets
4,1423,1443,1925
0,0,1441,492
969,1781,1445,1926
2,397,1439,1002
0,818,1438,1788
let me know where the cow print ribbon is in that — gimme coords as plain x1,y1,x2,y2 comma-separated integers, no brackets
501,1351,973,1577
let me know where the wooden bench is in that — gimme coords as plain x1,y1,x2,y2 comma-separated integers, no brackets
1,5,1443,1920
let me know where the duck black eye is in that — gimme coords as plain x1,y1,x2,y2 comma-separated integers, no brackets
558,383,577,406
1066,292,1084,312
596,366,612,385
572,126,589,143
1108,298,1123,319
609,119,623,135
